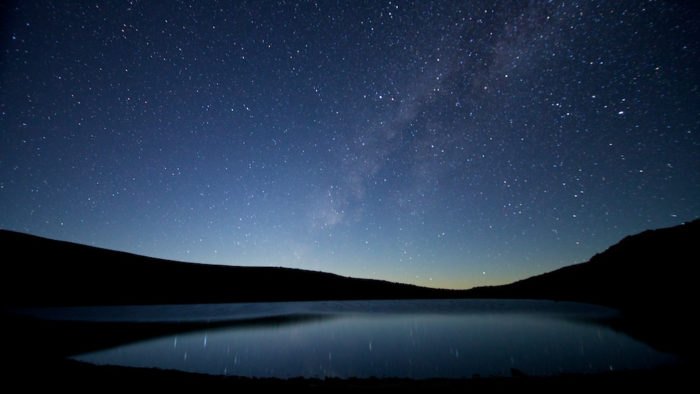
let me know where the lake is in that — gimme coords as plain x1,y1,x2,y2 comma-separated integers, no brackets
31,299,675,379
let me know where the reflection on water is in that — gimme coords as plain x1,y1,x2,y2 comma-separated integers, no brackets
70,300,675,378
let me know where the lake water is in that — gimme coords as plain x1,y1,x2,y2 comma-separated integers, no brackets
52,300,675,379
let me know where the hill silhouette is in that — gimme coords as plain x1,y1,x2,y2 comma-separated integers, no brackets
2,221,698,357
464,219,699,356
0,230,453,306
464,219,698,315
2,219,698,309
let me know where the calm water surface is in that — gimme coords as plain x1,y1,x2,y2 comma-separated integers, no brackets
52,300,674,378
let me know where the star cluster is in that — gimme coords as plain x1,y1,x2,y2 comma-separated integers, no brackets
1,1,698,288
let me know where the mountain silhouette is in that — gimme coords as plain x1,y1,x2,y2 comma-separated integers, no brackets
2,221,698,357
0,230,453,306
465,219,698,315
1,219,697,310
463,219,699,355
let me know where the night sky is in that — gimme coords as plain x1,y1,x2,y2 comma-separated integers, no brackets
1,1,699,289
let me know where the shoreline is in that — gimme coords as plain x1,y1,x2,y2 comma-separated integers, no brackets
7,358,690,391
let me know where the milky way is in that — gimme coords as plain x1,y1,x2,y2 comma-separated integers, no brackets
1,1,699,288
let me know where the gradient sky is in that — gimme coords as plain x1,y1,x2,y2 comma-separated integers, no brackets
1,1,698,289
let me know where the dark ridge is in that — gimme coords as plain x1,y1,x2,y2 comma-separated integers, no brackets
0,230,455,306
464,219,699,314
2,220,698,359
2,219,698,309
464,219,700,355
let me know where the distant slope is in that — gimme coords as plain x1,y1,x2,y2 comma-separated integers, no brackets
0,231,453,306
3,220,697,308
465,219,699,315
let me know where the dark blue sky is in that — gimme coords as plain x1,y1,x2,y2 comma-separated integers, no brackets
2,1,698,288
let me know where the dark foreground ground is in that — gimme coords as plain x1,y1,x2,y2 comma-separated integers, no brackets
5,357,692,392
